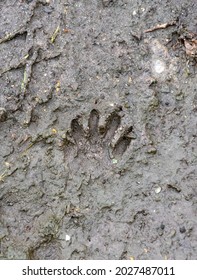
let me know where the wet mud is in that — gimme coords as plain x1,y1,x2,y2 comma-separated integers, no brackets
0,0,197,259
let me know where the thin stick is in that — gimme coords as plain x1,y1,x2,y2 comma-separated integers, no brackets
144,21,176,33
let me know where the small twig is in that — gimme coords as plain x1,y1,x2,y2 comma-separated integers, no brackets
0,171,7,182
0,167,18,183
50,25,60,43
20,133,45,157
144,21,177,33
20,47,40,95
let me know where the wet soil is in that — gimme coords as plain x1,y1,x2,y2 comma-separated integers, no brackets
0,0,197,259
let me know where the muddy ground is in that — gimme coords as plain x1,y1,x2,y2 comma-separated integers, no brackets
0,0,197,260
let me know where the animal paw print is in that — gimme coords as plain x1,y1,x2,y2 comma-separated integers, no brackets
64,108,134,175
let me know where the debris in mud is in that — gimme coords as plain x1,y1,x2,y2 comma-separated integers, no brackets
167,183,181,193
0,171,7,183
184,39,197,58
147,146,157,154
21,70,28,92
55,80,61,93
0,108,7,122
168,230,176,238
154,186,162,194
65,235,71,242
50,25,60,44
144,21,177,33
63,29,70,33
112,158,118,164
0,165,18,183
171,27,197,59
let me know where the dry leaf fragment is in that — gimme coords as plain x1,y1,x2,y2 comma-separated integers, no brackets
184,39,197,57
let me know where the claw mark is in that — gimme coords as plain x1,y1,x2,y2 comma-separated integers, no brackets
103,112,121,143
88,109,100,142
70,118,85,143
113,126,133,157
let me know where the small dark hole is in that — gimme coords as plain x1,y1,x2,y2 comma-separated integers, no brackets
160,223,165,230
180,226,186,233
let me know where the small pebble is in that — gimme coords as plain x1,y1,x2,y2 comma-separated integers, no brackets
155,186,162,194
168,229,176,238
153,59,166,74
71,82,79,91
44,6,53,14
147,147,157,154
65,234,70,241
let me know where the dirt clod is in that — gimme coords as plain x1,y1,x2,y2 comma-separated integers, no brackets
0,108,7,122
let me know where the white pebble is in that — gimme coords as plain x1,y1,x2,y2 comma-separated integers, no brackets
65,234,70,241
153,59,166,74
155,186,162,194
